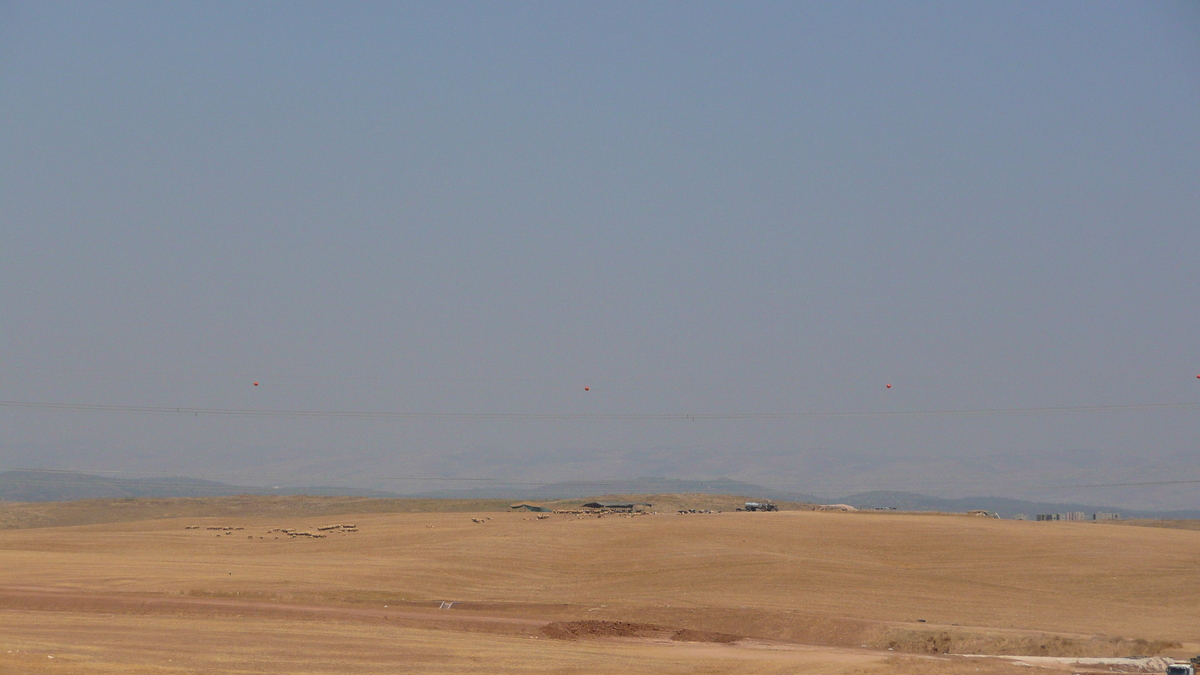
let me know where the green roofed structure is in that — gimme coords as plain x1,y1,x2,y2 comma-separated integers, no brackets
509,503,552,512
581,502,652,512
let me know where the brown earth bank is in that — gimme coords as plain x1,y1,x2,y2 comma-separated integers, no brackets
540,619,741,643
0,496,1198,673
542,619,667,639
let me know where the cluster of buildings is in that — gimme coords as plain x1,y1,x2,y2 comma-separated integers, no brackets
1023,512,1121,521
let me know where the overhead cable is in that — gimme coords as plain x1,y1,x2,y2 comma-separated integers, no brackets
1,399,1197,421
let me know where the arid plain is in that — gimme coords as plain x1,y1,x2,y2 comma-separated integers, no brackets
0,496,1197,674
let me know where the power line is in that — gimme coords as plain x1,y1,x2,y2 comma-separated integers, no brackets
1,399,1197,421
4,467,1199,492
374,477,1200,490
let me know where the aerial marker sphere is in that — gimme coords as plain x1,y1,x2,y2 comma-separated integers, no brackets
584,386,590,391
253,382,259,386
885,383,891,389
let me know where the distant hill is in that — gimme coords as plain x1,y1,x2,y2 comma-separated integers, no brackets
3,470,1198,519
0,470,397,502
416,478,1200,519
832,490,1200,520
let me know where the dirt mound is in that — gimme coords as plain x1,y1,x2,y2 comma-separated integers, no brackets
542,621,742,644
542,620,664,639
669,628,740,643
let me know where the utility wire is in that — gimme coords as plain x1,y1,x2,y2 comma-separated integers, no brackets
2,399,1197,420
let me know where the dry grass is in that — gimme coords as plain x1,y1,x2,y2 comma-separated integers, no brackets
1101,519,1200,532
866,627,1179,657
1,496,1198,673
846,656,1054,675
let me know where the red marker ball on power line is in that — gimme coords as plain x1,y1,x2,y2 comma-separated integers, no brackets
584,386,590,391
253,382,259,386
885,384,891,389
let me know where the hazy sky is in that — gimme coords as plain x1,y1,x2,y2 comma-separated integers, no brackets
2,2,1198,508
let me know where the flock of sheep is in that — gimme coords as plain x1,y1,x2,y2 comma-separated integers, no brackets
183,523,359,539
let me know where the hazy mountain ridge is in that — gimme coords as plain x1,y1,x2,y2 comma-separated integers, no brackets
10,442,1197,512
4,470,1198,519
0,470,395,502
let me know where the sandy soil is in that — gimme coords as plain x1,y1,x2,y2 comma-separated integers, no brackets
0,499,1196,673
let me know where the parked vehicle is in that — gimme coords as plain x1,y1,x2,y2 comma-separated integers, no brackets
1166,656,1200,675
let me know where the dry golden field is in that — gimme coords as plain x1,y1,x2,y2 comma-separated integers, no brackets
0,496,1197,674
